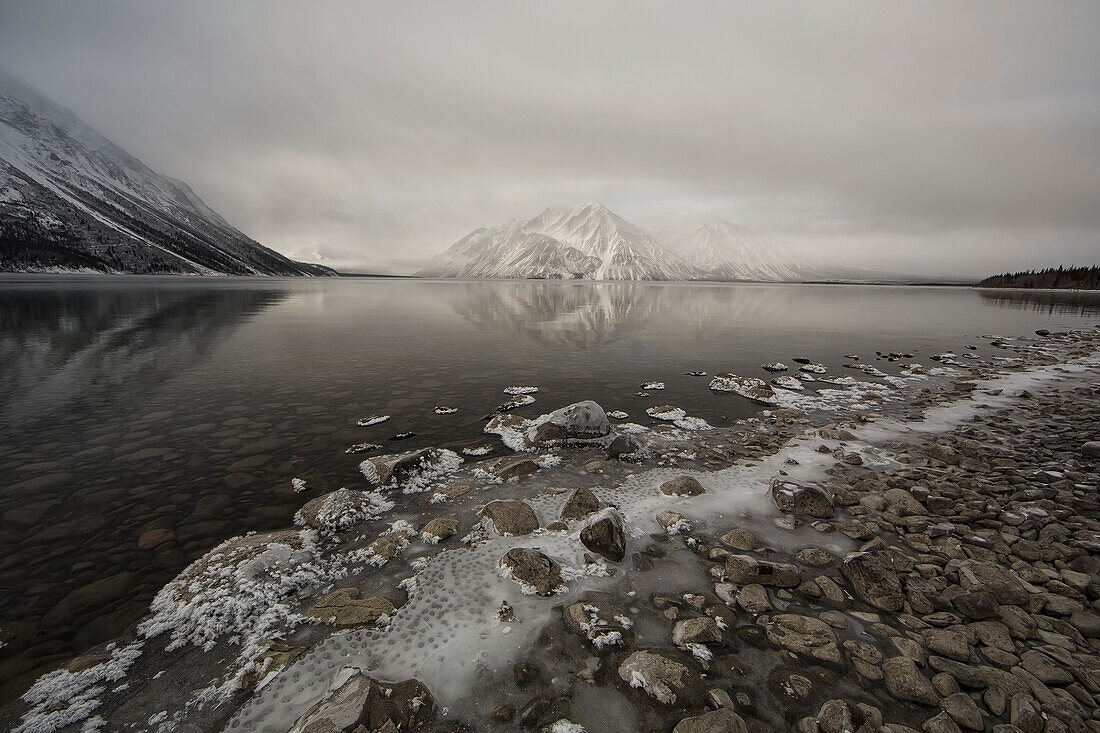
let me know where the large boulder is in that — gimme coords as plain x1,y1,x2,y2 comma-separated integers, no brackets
528,400,611,447
840,551,904,611
500,548,562,596
956,560,1030,605
289,670,436,733
580,509,627,563
560,487,600,521
725,554,801,587
481,500,539,536
771,480,834,518
618,650,704,707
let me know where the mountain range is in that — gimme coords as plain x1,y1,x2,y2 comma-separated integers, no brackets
417,203,879,282
0,69,332,276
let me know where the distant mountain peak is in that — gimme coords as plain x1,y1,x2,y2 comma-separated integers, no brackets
419,203,699,281
0,70,332,275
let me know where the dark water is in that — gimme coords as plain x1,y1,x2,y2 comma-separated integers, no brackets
1,276,1098,702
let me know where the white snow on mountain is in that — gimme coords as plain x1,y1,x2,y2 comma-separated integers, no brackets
418,203,700,281
0,68,331,275
665,220,807,281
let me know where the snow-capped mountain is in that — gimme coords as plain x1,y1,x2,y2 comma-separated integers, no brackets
666,221,806,281
0,69,332,275
418,203,701,281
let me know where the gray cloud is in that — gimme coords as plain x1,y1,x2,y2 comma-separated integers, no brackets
2,0,1098,275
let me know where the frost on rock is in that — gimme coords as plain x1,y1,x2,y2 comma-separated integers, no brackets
708,374,778,405
356,415,391,427
137,529,347,703
486,400,610,452
672,416,712,431
497,394,536,412
433,406,458,415
503,386,539,395
546,720,586,733
640,381,665,390
771,375,804,392
798,362,827,374
15,641,144,733
360,448,463,492
290,477,307,493
607,411,629,420
462,445,493,456
762,362,788,372
295,488,395,532
646,405,686,422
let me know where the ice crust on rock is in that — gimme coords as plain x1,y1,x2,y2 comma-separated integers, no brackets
485,400,610,451
503,386,539,395
646,405,686,421
356,415,390,427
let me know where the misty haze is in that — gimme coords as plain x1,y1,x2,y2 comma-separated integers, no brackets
1,3,1099,733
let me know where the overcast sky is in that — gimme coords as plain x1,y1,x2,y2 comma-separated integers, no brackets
1,1,1098,275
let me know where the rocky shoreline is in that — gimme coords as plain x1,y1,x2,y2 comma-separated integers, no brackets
4,328,1099,733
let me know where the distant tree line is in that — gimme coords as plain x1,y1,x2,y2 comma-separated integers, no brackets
977,266,1100,290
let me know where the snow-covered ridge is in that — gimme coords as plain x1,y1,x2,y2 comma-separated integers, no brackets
418,203,843,282
418,203,700,281
0,68,333,276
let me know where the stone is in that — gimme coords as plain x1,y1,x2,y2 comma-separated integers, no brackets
607,434,641,458
766,613,841,664
492,457,540,480
305,588,395,628
673,708,748,733
618,650,704,707
289,671,435,733
138,528,175,550
1008,694,1043,733
840,551,904,611
720,528,765,551
1018,649,1072,684
420,517,458,543
883,656,939,706
736,584,771,614
922,712,963,733
1081,441,1100,459
816,699,853,733
361,448,443,486
296,489,382,531
672,617,723,646
560,487,600,521
661,476,706,497
725,555,801,587
772,480,834,518
579,509,627,562
923,628,971,662
1067,611,1100,638
956,560,1029,605
365,532,410,563
528,400,611,447
883,488,926,517
481,500,539,535
940,692,983,730
952,592,1000,620
657,510,692,534
500,548,562,596
797,547,836,567
584,460,607,474
709,374,777,404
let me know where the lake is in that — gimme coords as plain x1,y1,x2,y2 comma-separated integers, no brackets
1,275,1098,702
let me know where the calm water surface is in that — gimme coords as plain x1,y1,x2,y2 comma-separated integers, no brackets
1,276,1098,701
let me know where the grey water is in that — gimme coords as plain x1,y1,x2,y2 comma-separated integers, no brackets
1,275,1098,703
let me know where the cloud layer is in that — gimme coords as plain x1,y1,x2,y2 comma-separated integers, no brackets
2,1,1098,275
